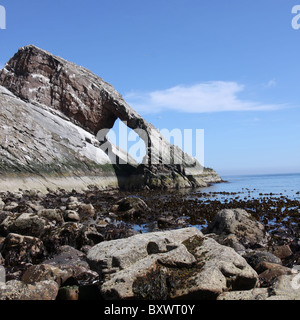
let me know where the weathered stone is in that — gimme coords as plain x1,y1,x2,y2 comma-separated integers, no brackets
0,45,221,192
78,203,95,220
21,264,71,286
243,251,282,271
217,288,270,300
38,209,64,224
41,222,99,250
1,233,46,266
0,280,58,300
267,274,300,300
111,197,149,220
63,210,80,222
57,286,79,300
42,245,89,269
169,237,258,299
205,209,270,248
0,213,46,237
258,262,293,287
87,228,257,300
0,199,4,210
267,245,293,260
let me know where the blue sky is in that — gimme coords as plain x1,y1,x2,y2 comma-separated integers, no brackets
0,0,300,176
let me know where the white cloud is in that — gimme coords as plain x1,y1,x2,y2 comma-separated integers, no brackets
125,81,282,114
264,79,277,88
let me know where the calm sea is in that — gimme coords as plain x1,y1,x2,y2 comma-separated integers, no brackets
198,172,300,201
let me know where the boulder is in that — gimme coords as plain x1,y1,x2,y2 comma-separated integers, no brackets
0,280,58,300
111,197,149,220
78,204,96,221
21,264,71,286
1,233,46,266
0,213,46,237
243,251,282,271
63,210,80,222
0,199,4,210
257,262,294,287
205,209,270,248
41,222,103,252
87,228,258,300
38,209,64,224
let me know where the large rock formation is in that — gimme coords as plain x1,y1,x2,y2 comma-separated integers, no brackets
87,227,258,300
0,45,221,192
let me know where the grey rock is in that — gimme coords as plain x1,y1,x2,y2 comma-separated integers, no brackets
206,209,270,248
38,209,64,224
0,213,46,237
0,199,4,210
217,288,270,300
0,45,221,192
87,227,258,300
243,251,282,271
1,233,46,265
0,280,58,300
63,210,80,222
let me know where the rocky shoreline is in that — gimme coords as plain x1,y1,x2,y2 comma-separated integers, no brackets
0,187,300,300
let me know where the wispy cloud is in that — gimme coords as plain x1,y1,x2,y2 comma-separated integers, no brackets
125,81,283,114
264,79,277,88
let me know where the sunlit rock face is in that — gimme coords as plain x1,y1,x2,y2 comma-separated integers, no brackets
0,45,221,191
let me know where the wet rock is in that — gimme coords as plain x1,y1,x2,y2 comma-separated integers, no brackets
206,233,246,253
41,222,101,251
57,286,79,300
205,209,270,248
78,204,96,221
1,233,46,266
257,262,293,287
267,245,293,260
243,251,282,272
41,246,99,286
87,228,257,300
3,202,19,212
0,280,58,300
0,199,4,210
43,245,88,268
169,237,258,299
38,209,64,224
0,213,46,237
0,253,4,265
267,274,300,300
0,211,9,225
21,264,71,286
111,197,149,220
63,210,80,222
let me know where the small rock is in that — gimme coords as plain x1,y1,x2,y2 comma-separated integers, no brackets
57,286,79,300
267,245,293,260
38,209,64,224
111,197,149,220
22,264,71,286
3,202,19,212
78,204,95,220
0,199,5,210
257,262,293,287
63,210,80,222
243,251,282,272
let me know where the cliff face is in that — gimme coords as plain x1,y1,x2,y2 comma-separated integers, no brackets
0,45,221,192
